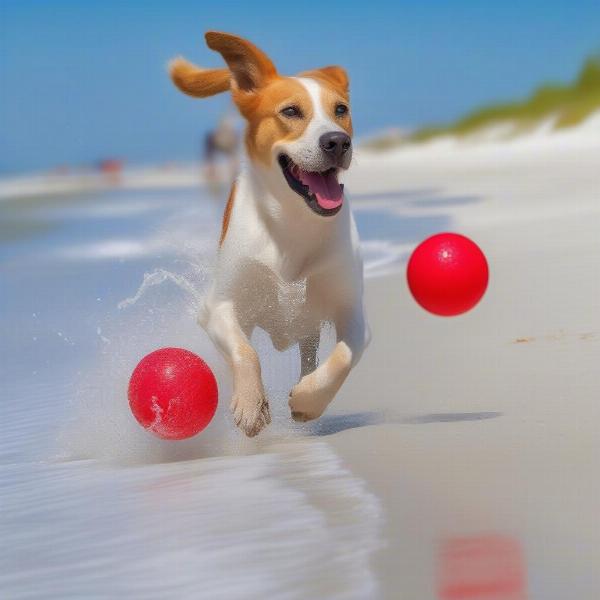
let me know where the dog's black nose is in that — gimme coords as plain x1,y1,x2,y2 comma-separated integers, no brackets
319,131,351,160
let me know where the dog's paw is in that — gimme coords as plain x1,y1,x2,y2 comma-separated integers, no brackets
288,377,328,423
230,390,271,437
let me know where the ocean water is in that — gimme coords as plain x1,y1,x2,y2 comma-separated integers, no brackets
0,182,414,599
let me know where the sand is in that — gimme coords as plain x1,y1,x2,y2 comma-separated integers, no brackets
327,116,600,598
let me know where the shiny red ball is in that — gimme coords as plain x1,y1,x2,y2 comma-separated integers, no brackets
128,348,218,440
407,233,489,316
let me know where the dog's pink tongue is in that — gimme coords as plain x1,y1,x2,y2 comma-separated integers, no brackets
298,170,343,210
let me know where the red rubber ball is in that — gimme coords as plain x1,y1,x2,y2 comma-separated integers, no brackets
128,347,218,440
407,233,489,316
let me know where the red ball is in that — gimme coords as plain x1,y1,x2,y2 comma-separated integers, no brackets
407,233,489,316
128,348,218,440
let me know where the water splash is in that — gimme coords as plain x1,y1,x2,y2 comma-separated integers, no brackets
118,268,205,312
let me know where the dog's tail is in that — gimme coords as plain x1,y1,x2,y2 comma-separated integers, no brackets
169,57,230,98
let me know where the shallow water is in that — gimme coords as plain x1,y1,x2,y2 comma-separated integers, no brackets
2,443,380,599
1,182,432,598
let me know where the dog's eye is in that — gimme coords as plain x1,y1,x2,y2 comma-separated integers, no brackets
335,104,349,117
280,105,302,118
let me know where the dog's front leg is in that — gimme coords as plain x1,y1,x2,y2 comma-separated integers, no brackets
289,307,369,422
201,300,270,437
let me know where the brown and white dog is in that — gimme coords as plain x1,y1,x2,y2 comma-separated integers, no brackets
170,31,369,437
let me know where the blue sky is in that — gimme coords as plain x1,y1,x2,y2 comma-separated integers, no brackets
1,0,599,174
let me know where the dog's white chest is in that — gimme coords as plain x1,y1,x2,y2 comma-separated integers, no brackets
276,278,307,321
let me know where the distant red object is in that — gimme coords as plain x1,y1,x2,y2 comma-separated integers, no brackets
99,158,123,174
437,535,527,600
407,233,489,316
128,348,218,440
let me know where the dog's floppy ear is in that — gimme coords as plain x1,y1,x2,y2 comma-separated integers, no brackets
205,31,277,92
169,57,230,98
302,66,349,95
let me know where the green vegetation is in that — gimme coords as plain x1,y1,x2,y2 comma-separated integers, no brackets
366,55,600,149
413,55,600,141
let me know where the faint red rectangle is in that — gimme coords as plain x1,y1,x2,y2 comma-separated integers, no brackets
437,535,527,600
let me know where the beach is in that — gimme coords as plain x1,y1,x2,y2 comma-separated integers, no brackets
1,116,599,598
337,117,600,597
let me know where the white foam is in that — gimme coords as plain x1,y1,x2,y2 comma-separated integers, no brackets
362,239,411,278
57,238,155,260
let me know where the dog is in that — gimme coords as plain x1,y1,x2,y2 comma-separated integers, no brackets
170,31,370,437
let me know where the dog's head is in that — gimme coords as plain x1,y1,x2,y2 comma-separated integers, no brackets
170,31,352,217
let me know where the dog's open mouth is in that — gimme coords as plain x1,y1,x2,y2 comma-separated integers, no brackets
278,155,344,216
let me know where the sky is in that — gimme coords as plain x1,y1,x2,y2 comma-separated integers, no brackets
1,0,599,174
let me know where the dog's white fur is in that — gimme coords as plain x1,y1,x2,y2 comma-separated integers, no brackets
172,33,370,437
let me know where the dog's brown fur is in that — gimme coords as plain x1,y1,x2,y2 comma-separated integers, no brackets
170,57,230,97
169,32,352,166
219,182,236,247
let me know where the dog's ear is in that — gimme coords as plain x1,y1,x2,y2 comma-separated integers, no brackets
301,66,349,95
169,57,230,98
205,31,277,92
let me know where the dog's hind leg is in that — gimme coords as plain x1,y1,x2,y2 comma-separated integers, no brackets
200,300,270,437
299,331,320,379
289,307,369,422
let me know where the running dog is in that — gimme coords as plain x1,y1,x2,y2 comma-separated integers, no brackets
170,31,369,436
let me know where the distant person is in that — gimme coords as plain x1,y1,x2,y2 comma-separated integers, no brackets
203,114,239,192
